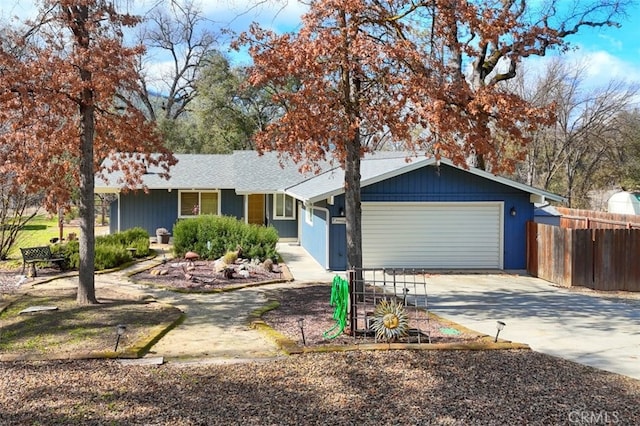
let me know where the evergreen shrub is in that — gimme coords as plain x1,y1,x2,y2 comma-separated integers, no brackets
172,215,278,261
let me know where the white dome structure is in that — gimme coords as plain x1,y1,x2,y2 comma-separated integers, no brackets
607,191,640,215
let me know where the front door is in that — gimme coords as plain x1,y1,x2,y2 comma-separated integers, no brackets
247,194,265,225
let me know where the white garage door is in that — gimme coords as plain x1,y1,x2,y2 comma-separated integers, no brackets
362,202,503,269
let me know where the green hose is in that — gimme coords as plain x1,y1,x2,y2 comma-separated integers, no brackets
323,275,349,339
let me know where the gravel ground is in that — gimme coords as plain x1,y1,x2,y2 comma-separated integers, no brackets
132,258,285,291
262,284,483,346
3,263,640,424
1,350,638,425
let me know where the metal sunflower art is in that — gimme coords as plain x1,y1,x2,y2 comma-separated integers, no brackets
371,298,409,342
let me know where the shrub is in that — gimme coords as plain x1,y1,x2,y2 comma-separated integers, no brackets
51,240,78,270
222,250,238,264
53,227,150,270
94,244,131,270
173,215,279,261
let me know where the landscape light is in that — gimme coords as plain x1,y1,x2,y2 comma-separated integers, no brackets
114,324,127,351
297,318,306,345
494,321,506,343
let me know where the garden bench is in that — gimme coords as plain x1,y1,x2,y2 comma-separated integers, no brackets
20,246,65,277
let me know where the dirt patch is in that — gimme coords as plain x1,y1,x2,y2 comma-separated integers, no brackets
0,288,182,358
132,258,287,291
261,284,485,347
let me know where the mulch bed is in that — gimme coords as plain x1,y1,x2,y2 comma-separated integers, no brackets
261,284,485,347
132,258,287,292
131,261,486,347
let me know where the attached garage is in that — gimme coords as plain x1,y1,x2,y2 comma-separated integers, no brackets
287,154,566,271
362,202,504,269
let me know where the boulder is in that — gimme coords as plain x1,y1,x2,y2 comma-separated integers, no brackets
213,259,227,273
262,258,274,272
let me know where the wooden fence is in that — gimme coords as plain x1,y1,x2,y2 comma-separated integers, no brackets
556,206,640,229
527,221,640,292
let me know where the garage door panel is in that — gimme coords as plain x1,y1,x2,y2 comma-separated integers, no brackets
362,202,503,269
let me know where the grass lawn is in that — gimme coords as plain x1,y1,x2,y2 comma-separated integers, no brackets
2,215,90,268
13,215,81,249
0,287,182,359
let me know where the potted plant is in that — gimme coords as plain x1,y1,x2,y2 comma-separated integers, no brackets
155,227,170,244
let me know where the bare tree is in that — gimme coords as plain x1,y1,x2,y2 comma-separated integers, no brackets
606,109,640,190
136,0,217,121
0,172,41,260
515,58,639,207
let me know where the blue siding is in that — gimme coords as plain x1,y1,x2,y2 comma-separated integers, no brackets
109,200,119,234
221,189,244,219
300,205,328,268
114,189,274,237
328,198,347,270
266,194,298,239
118,190,178,235
324,164,533,271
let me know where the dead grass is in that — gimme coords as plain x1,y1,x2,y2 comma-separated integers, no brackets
0,288,182,359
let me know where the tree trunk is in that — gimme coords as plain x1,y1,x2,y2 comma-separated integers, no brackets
75,4,98,305
345,135,362,273
77,95,97,304
345,132,364,299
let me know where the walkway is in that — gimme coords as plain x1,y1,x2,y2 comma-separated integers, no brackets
140,243,335,361
31,242,335,363
29,243,640,379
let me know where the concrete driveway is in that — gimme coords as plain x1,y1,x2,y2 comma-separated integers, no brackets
422,273,640,380
278,243,640,380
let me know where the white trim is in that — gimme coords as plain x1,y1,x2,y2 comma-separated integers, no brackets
178,189,221,218
273,193,296,220
244,195,248,224
305,203,314,225
286,157,566,205
117,192,121,233
313,205,331,269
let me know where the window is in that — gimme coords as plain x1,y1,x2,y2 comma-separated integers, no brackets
274,193,296,220
179,191,219,217
305,203,314,225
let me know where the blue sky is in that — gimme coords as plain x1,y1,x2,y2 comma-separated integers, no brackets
2,0,639,87
558,6,640,85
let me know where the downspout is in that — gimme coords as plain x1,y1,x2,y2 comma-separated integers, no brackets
313,205,331,270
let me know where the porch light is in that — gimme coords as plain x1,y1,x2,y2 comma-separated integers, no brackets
114,324,127,351
510,206,517,217
494,321,506,343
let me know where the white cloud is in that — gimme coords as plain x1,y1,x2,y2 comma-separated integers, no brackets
522,46,640,90
566,48,640,84
598,33,623,52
